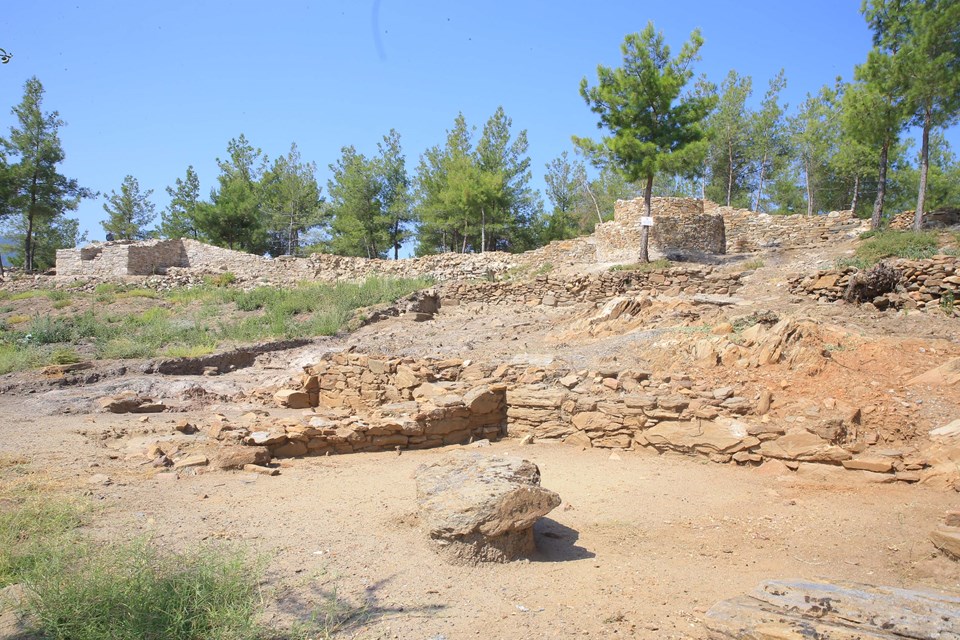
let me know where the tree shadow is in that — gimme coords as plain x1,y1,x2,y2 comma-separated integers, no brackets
269,572,447,638
531,518,595,562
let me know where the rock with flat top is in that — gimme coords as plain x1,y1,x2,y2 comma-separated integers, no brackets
414,452,560,564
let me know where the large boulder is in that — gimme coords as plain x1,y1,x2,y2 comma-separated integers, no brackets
414,452,561,564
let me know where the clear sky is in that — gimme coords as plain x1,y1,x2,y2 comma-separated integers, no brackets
2,1,955,245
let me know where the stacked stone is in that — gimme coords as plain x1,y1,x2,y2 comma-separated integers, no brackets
888,208,960,230
789,256,960,314
259,353,509,457
720,209,866,253
441,268,743,307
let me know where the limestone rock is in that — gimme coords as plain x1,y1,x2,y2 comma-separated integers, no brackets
759,430,852,463
173,454,208,469
213,446,271,470
645,418,756,454
842,456,894,473
414,452,561,564
930,529,960,559
274,388,312,409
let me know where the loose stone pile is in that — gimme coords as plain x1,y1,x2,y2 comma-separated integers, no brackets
789,256,960,314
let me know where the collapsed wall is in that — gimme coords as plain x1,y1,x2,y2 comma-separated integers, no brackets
712,205,867,252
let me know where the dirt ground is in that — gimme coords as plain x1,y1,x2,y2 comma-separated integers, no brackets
1,239,959,639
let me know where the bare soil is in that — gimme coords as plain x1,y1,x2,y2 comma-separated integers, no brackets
1,239,959,639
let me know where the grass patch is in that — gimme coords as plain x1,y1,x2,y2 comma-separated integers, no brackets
10,290,43,301
204,271,237,287
0,344,44,374
741,259,764,270
0,276,431,373
115,288,160,300
44,290,70,302
26,541,262,640
609,258,672,272
48,346,82,365
854,230,940,265
6,314,30,325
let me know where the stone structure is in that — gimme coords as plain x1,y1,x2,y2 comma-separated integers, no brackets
595,197,725,262
712,204,867,253
414,452,561,564
789,255,960,314
440,266,743,307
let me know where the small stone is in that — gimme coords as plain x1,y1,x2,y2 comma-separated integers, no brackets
174,420,197,435
174,454,208,469
243,464,279,476
519,434,535,445
87,473,112,485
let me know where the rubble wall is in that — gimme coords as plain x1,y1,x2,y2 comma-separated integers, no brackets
440,267,743,307
713,206,868,253
789,255,960,314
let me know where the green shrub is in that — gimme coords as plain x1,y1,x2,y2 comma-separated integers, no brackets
25,316,73,345
741,259,764,270
115,288,159,300
205,272,237,287
48,347,82,365
45,290,70,302
9,290,42,301
94,283,120,295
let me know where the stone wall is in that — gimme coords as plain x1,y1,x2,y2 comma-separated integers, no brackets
594,197,725,262
789,255,960,314
714,206,867,253
257,352,508,457
440,266,743,307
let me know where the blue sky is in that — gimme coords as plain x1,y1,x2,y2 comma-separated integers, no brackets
2,1,955,245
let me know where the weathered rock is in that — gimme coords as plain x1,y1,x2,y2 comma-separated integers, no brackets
707,579,960,639
414,452,561,564
930,529,960,560
274,388,312,409
645,419,756,454
213,446,271,470
842,456,894,473
759,430,852,463
173,454,208,469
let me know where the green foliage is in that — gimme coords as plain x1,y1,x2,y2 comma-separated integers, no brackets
327,145,389,258
704,70,754,208
750,70,790,212
261,143,325,257
0,491,85,587
101,175,156,240
941,291,955,316
855,230,939,264
0,278,429,372
574,23,713,261
48,346,81,364
0,76,92,271
195,135,269,253
790,81,844,215
204,271,237,287
160,166,203,240
25,541,262,640
741,259,765,270
415,109,540,255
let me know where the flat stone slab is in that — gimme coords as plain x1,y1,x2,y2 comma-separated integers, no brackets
414,451,560,564
706,579,960,639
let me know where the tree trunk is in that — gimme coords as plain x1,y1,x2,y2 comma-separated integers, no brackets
25,170,39,272
639,175,653,263
850,174,860,214
726,141,734,207
803,156,814,217
581,177,602,224
481,208,486,253
871,140,890,230
914,108,932,231
754,152,767,212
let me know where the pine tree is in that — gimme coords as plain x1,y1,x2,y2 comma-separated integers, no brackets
160,166,202,239
101,175,156,240
573,23,714,262
1,77,90,271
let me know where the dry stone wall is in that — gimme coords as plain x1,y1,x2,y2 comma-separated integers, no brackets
712,206,868,253
440,266,743,307
595,197,725,261
789,255,960,314
258,352,508,457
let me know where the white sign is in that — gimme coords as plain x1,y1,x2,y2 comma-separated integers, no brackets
640,216,654,227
